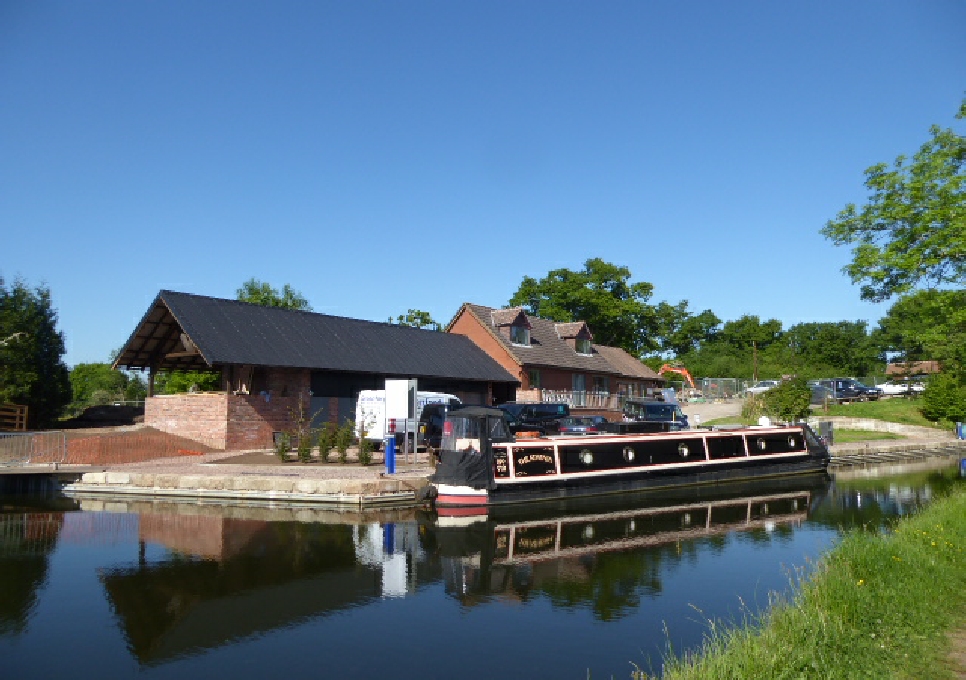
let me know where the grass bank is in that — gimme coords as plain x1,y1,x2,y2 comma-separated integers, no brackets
642,487,966,679
815,397,941,429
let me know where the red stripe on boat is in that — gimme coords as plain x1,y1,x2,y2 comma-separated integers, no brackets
435,493,490,507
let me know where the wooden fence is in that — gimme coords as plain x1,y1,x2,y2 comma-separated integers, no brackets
0,404,28,431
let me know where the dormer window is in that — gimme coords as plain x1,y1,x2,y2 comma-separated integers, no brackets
510,325,530,346
576,338,592,355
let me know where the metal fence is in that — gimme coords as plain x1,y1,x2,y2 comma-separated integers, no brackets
698,378,742,400
538,390,621,409
0,431,67,466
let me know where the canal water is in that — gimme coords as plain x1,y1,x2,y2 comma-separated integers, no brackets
1,461,963,679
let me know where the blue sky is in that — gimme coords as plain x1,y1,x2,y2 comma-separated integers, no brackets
2,1,964,366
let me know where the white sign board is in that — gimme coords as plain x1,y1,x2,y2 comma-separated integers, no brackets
384,379,414,421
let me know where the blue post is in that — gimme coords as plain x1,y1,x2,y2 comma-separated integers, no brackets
385,436,396,474
957,422,965,440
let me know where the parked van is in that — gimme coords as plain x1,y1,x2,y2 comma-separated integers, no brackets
355,390,462,447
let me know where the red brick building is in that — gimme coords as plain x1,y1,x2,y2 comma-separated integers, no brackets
114,291,517,450
447,303,664,418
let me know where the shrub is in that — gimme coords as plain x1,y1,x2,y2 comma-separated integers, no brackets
358,438,374,466
741,394,767,421
335,420,355,464
921,373,966,423
274,432,291,461
762,377,812,422
296,429,314,463
316,422,335,463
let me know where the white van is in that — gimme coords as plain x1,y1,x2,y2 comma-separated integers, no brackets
355,390,462,446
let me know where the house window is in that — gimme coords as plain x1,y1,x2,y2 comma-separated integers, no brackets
593,376,608,393
528,370,541,389
510,325,530,346
575,338,592,355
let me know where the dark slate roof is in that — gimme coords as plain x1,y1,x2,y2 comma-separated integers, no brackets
114,291,518,383
462,303,660,380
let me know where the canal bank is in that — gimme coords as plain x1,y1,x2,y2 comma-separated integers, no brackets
60,448,435,507
51,435,966,507
647,484,966,680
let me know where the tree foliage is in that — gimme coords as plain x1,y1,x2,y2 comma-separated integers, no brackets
677,318,883,381
68,363,146,413
0,277,71,427
875,289,966,376
653,301,721,356
236,278,312,311
508,258,657,355
761,377,812,422
920,372,966,424
153,370,221,395
821,100,965,302
391,309,440,331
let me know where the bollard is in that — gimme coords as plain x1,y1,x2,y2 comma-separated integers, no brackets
385,436,396,474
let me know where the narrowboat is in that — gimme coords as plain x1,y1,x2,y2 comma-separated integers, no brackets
429,406,830,512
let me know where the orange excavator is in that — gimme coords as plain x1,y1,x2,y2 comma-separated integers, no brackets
659,364,696,389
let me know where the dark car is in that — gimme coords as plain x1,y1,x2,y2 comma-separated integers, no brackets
809,383,835,405
618,399,689,431
417,402,464,451
558,415,609,435
497,402,570,433
817,378,882,402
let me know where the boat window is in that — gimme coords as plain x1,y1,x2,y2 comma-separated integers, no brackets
441,415,482,454
488,416,511,442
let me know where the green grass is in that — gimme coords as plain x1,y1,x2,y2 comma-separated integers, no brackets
703,398,946,432
639,488,966,680
814,397,940,429
831,428,904,443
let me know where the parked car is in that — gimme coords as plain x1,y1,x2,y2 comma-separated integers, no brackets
497,402,570,433
417,402,464,451
558,416,609,435
875,380,926,396
809,383,835,405
746,380,780,395
620,398,689,431
816,378,882,402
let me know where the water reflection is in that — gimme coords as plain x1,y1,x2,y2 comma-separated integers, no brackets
92,503,436,665
428,476,823,620
0,459,962,677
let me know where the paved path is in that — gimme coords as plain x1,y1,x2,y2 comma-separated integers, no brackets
679,399,743,425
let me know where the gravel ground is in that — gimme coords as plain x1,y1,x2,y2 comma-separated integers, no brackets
680,399,743,425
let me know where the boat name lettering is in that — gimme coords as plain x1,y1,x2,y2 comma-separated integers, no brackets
517,536,555,550
516,453,554,466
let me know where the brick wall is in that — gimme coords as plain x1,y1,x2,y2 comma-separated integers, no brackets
146,368,313,451
145,393,229,449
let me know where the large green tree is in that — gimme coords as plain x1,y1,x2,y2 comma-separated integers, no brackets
821,100,965,302
508,258,657,355
0,277,71,427
236,278,312,311
652,301,721,357
781,321,883,378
